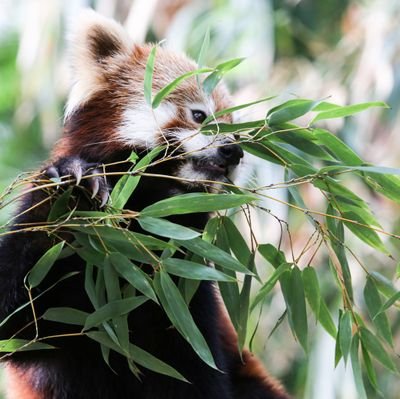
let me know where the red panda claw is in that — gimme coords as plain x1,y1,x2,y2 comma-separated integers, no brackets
90,178,100,199
74,168,83,186
99,190,109,208
46,166,60,180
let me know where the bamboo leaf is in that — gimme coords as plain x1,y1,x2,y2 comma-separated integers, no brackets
84,296,148,330
313,128,363,165
339,310,352,364
359,327,397,372
350,334,368,399
144,46,157,105
162,258,235,282
153,271,218,370
250,263,291,312
377,291,400,315
42,307,88,326
27,241,65,288
203,96,275,124
221,216,251,265
280,267,308,352
138,216,200,240
203,58,245,95
258,244,286,269
318,300,337,339
311,101,389,123
364,277,393,346
110,253,158,303
129,343,188,382
141,193,256,218
152,68,212,108
267,99,321,126
176,237,253,275
111,147,164,209
237,254,255,352
47,188,72,222
196,28,210,68
302,267,321,320
342,211,389,255
361,344,382,395
0,339,55,353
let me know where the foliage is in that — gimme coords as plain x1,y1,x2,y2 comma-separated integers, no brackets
0,56,399,396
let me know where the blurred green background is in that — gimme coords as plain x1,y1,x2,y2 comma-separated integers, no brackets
1,0,400,398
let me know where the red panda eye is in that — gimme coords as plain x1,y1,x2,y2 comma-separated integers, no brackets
191,110,207,124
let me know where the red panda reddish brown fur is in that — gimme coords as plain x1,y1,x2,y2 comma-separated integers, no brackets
0,10,291,399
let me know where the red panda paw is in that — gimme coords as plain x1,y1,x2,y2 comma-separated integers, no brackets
45,157,109,207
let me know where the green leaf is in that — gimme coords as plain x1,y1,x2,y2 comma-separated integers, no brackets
109,253,158,303
326,205,354,302
202,216,220,243
318,300,337,338
85,264,99,308
162,258,235,282
0,339,55,353
364,277,393,346
203,58,245,95
311,101,389,123
104,256,121,301
321,165,400,176
364,173,400,205
215,226,240,329
196,28,210,68
84,296,148,330
27,241,65,288
153,271,218,370
144,46,157,105
221,216,251,266
42,307,88,326
48,188,72,222
313,128,363,165
237,253,256,352
333,201,381,229
141,193,256,218
268,124,335,161
201,119,266,135
87,331,187,382
111,147,164,209
377,291,400,315
370,271,397,298
129,343,188,382
338,310,352,364
361,344,382,395
71,226,173,251
350,334,368,399
250,263,291,312
302,267,321,319
152,68,212,108
138,216,200,240
176,237,253,275
280,267,308,352
258,244,286,269
267,99,320,126
203,96,276,125
342,211,389,255
359,327,397,372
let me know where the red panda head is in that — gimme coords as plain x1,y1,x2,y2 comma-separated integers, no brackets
57,10,243,185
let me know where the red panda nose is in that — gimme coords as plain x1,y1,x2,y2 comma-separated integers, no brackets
217,142,244,166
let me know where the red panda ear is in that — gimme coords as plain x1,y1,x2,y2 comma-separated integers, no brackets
65,9,132,117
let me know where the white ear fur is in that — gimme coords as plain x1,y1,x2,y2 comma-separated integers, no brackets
65,9,131,118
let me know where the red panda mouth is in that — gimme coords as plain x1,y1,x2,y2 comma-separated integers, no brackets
197,160,227,176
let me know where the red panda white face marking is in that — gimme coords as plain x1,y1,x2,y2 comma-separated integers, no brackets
62,9,243,186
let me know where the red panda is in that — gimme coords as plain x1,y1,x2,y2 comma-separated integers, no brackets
0,10,290,399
